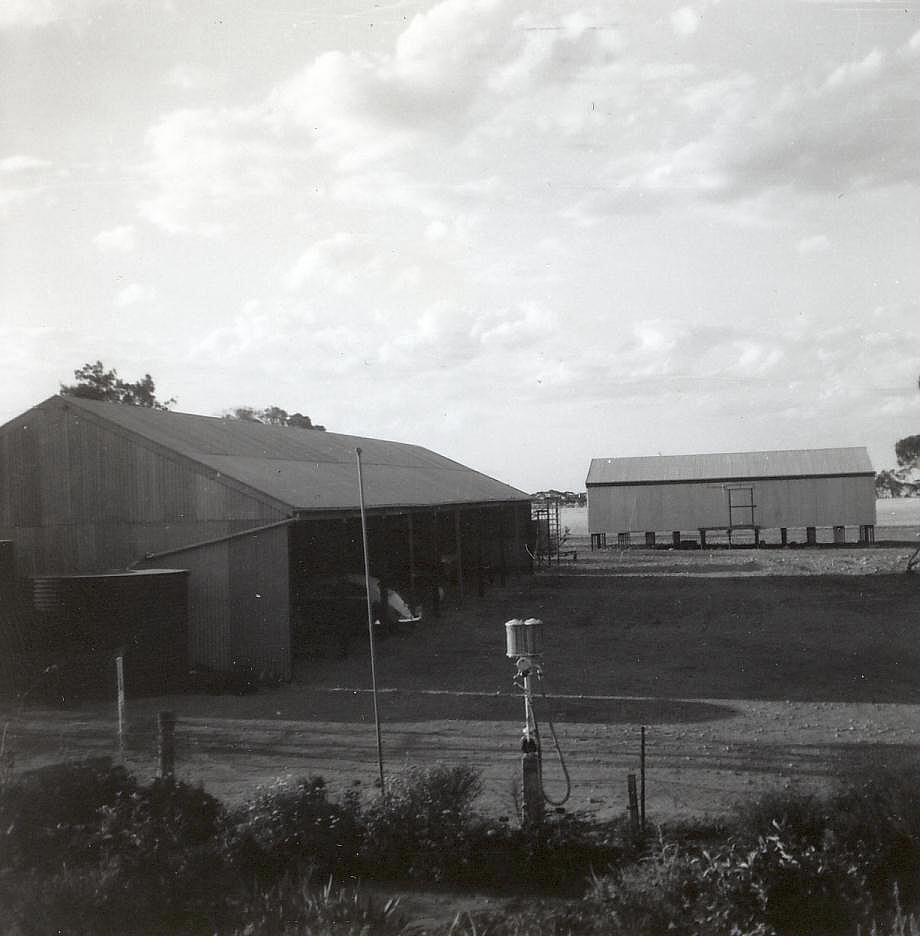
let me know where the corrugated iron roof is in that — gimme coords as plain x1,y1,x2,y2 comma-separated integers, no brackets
586,447,875,486
49,396,529,511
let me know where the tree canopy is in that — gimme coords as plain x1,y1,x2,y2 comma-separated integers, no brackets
224,406,325,430
891,374,920,468
896,434,920,468
60,361,175,411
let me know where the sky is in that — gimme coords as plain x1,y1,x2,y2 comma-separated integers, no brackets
1,0,919,493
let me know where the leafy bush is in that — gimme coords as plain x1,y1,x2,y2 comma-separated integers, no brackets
232,775,361,881
359,763,483,882
827,769,920,911
586,821,872,935
90,778,232,931
0,756,137,871
459,812,622,895
219,876,406,936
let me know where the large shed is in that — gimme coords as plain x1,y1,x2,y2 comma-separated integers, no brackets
586,447,876,547
0,396,532,680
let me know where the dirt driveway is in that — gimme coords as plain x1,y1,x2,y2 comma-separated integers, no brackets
5,541,920,823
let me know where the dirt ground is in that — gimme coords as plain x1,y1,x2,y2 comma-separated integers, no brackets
4,538,920,827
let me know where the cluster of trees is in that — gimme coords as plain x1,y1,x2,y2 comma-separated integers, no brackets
896,434,920,468
532,489,586,506
223,406,324,430
60,361,175,411
60,362,325,431
876,374,920,497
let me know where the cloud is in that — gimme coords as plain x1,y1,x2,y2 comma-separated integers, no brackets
796,234,831,255
164,64,222,91
284,232,362,293
138,107,285,236
93,225,136,252
671,6,701,37
114,282,155,307
0,154,56,213
0,0,114,29
138,0,627,235
0,154,53,173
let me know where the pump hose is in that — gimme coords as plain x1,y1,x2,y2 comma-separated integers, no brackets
530,672,572,807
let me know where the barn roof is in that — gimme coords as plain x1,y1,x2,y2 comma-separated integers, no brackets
39,396,528,512
586,447,875,486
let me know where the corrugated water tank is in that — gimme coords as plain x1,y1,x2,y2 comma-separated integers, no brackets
32,569,189,698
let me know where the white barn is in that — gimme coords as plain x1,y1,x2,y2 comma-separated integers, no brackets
586,447,876,547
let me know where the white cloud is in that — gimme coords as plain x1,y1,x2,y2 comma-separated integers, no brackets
284,232,361,292
671,6,700,37
164,64,221,91
114,282,155,307
0,154,52,173
93,225,136,252
138,107,285,236
824,47,885,90
796,234,831,255
0,155,55,214
0,0,114,29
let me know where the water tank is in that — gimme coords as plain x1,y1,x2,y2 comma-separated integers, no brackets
32,569,189,699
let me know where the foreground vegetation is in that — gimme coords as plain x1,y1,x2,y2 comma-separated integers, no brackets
2,759,920,935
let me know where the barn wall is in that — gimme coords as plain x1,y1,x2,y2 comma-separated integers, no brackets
0,400,286,576
588,475,877,534
135,524,291,679
0,399,290,677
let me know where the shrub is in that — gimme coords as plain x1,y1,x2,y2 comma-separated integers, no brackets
359,763,483,883
90,778,232,931
827,768,920,911
232,775,362,882
461,812,623,895
219,877,406,936
0,756,137,871
586,824,871,936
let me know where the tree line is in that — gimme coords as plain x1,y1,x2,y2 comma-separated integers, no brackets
59,361,325,431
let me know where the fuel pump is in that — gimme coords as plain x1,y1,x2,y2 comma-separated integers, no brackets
505,618,571,826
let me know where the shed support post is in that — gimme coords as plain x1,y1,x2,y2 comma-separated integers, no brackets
512,505,525,574
754,528,761,547
455,509,464,604
407,513,417,613
672,531,680,547
498,514,507,586
781,527,788,546
157,711,176,781
806,527,817,546
431,511,440,618
477,509,485,598
645,532,655,548
699,530,707,548
834,525,845,545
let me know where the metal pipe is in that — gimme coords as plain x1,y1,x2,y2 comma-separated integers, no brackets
356,447,385,795
126,516,296,569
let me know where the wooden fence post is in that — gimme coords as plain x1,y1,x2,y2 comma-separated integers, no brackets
115,655,126,762
640,726,646,832
628,773,640,834
157,711,176,780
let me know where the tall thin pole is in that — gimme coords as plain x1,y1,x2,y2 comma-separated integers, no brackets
640,725,646,832
115,654,125,762
356,447,385,795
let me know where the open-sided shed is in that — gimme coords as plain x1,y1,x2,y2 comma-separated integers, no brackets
0,396,532,680
586,447,876,547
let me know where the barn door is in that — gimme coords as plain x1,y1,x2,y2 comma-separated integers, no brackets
727,487,755,528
